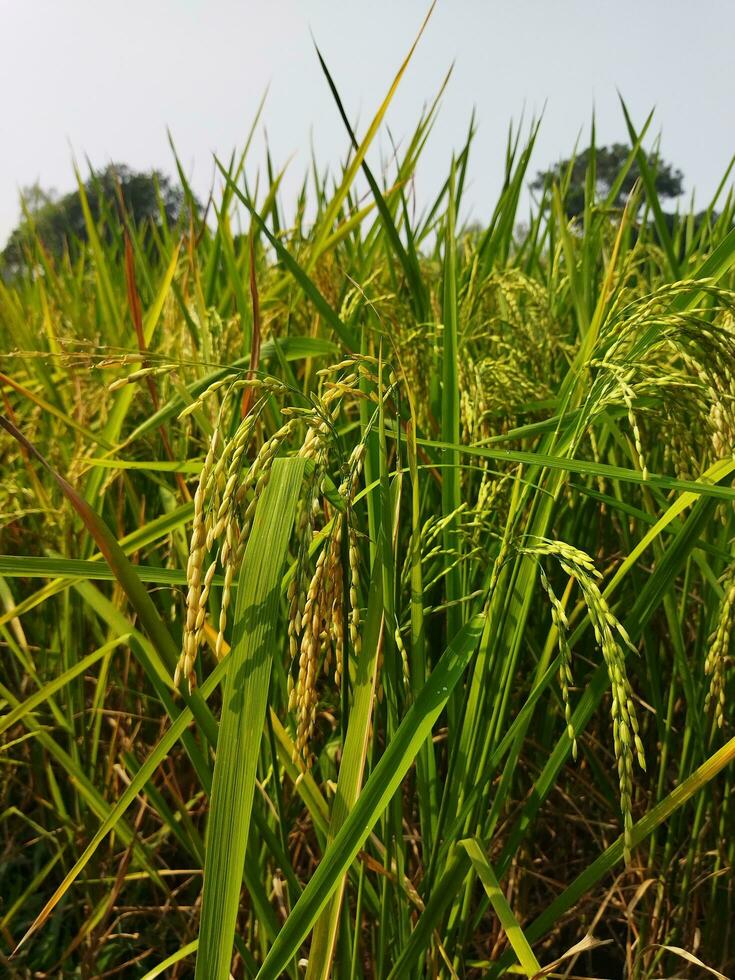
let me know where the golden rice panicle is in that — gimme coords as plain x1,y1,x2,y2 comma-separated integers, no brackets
289,436,367,764
213,418,298,659
528,537,645,863
178,373,283,421
332,441,366,686
288,414,335,766
176,425,221,692
287,574,302,713
574,568,645,864
705,569,735,730
177,390,298,691
331,571,346,692
177,374,242,420
538,566,577,760
620,381,649,481
294,545,328,767
394,623,410,694
321,518,343,678
287,501,312,714
709,319,735,460
348,523,361,664
108,362,178,392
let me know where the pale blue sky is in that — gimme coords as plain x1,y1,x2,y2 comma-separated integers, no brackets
2,0,734,243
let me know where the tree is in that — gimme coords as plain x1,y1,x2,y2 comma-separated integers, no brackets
2,163,195,274
530,143,684,219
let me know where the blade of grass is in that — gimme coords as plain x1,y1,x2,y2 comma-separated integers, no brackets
194,457,305,980
459,838,541,978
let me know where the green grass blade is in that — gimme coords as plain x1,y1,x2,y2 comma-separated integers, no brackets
619,98,680,278
460,838,541,977
194,457,305,980
442,160,462,652
307,2,435,266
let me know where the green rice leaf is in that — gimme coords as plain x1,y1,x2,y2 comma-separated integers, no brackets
194,457,305,980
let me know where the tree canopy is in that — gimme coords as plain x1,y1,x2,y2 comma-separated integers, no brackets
2,163,195,274
531,143,684,219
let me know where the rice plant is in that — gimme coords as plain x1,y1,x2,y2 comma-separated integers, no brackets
2,28,735,980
